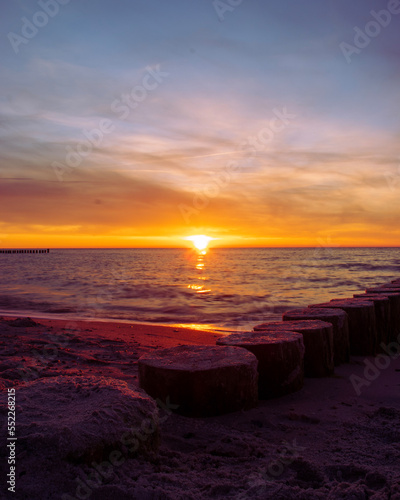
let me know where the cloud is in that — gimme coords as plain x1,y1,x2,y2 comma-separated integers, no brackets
1,1,399,246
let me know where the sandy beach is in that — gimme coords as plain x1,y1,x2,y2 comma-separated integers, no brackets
1,314,400,499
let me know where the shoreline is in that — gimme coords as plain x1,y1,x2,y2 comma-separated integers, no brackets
0,313,225,351
0,309,234,333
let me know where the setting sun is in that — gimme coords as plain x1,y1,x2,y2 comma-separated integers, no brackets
185,235,214,251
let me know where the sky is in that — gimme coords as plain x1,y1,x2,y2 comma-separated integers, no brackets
0,0,399,248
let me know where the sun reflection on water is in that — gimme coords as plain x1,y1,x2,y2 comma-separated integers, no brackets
187,248,211,294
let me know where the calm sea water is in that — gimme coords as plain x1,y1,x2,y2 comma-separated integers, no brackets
0,248,398,331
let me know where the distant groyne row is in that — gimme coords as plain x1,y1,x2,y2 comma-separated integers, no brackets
0,249,50,254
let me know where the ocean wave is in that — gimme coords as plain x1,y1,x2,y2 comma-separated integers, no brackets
0,248,399,328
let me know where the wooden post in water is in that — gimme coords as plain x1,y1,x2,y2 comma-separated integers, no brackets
0,249,50,254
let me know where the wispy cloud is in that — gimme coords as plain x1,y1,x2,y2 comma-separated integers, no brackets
0,0,399,246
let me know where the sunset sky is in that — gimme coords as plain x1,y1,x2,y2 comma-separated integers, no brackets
1,0,399,248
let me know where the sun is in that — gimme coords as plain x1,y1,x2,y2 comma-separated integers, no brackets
185,235,214,251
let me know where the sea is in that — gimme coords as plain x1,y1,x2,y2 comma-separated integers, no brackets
0,247,398,331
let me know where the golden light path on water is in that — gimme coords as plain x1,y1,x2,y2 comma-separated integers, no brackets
188,248,212,295
171,323,235,333
184,235,214,296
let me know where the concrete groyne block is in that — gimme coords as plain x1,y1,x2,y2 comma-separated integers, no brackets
139,345,258,417
253,320,334,377
309,299,376,356
353,294,391,347
217,331,304,398
364,288,400,341
282,308,350,365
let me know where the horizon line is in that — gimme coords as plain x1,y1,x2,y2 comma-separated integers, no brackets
1,246,399,250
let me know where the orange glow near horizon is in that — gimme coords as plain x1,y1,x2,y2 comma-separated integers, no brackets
1,3,400,251
1,224,400,250
0,232,399,249
184,235,214,251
